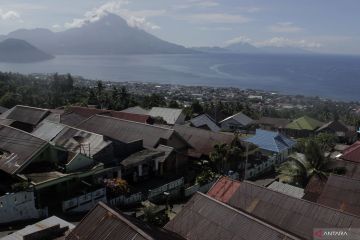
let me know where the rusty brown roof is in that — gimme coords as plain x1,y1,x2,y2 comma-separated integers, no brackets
217,180,360,239
66,202,184,240
317,174,360,216
173,125,234,156
0,124,48,175
77,115,175,148
165,192,299,240
1,105,50,125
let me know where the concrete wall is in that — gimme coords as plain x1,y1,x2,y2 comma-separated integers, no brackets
0,191,48,224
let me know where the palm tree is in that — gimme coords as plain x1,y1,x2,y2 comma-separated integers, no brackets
277,139,339,187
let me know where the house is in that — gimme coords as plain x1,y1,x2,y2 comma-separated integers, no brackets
255,117,291,131
219,112,253,131
207,177,360,240
285,116,324,138
316,120,357,143
188,114,220,132
2,216,74,240
316,174,360,216
148,107,186,125
0,105,50,132
32,120,114,165
165,192,299,240
244,129,296,164
173,125,234,158
121,106,149,115
66,202,185,240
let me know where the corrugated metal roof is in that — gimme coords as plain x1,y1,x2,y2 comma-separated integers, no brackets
267,181,305,199
121,106,149,115
317,174,360,216
189,114,220,132
334,159,360,180
165,192,299,240
148,107,184,125
317,120,349,133
155,145,174,163
244,129,296,153
0,105,50,125
3,216,74,240
341,141,360,163
0,124,47,175
121,149,163,168
77,115,175,148
286,116,324,131
207,176,241,203
219,112,253,126
213,179,360,240
173,125,234,156
33,120,111,157
66,202,185,240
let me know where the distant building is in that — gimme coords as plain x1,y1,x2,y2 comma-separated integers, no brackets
255,117,291,131
219,112,253,131
316,120,357,143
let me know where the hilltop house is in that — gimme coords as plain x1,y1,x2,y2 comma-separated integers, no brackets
219,112,253,132
316,120,357,143
148,107,186,125
255,117,291,131
188,114,221,132
285,116,324,138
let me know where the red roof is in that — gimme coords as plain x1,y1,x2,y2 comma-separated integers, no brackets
207,176,241,203
341,141,360,163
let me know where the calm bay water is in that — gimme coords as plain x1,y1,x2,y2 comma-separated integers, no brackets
1,53,360,101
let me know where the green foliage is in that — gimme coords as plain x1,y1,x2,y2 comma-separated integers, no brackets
141,94,166,109
142,204,169,227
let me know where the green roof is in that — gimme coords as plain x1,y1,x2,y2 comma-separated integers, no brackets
286,116,324,131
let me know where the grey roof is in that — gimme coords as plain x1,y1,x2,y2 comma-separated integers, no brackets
155,145,175,163
220,112,253,126
165,192,299,240
0,124,48,175
3,216,74,240
121,149,164,168
0,106,8,114
267,181,305,198
256,117,291,129
77,115,175,148
121,106,149,115
174,125,234,156
33,120,111,157
148,107,184,125
189,114,220,132
0,105,50,125
66,202,185,240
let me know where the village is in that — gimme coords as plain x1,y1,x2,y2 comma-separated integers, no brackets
1,101,360,239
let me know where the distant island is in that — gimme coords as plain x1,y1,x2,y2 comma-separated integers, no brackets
0,38,53,63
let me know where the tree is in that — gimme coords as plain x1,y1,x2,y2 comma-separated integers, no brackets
277,140,341,187
168,100,179,108
191,100,203,114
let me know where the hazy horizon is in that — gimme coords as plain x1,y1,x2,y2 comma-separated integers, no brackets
0,0,359,55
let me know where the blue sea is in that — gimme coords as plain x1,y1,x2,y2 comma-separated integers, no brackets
1,53,360,101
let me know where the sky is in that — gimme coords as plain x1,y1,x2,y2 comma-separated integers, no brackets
0,0,359,54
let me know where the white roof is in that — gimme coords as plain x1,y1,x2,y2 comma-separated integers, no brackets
148,107,184,125
120,106,149,115
267,181,305,199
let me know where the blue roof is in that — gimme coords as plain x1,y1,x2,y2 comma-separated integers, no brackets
245,129,296,153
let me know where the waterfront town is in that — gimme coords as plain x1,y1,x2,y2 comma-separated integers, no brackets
1,81,360,239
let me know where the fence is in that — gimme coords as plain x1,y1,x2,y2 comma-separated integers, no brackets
109,192,143,206
148,177,184,199
62,188,106,212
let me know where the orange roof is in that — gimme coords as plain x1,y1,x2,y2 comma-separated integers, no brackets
207,176,241,203
341,141,360,163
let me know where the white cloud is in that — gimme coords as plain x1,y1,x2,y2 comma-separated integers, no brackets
269,22,303,33
225,36,252,45
174,1,219,9
225,36,322,49
200,26,232,31
237,7,262,13
187,13,251,24
256,37,322,48
64,1,163,30
0,9,21,21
